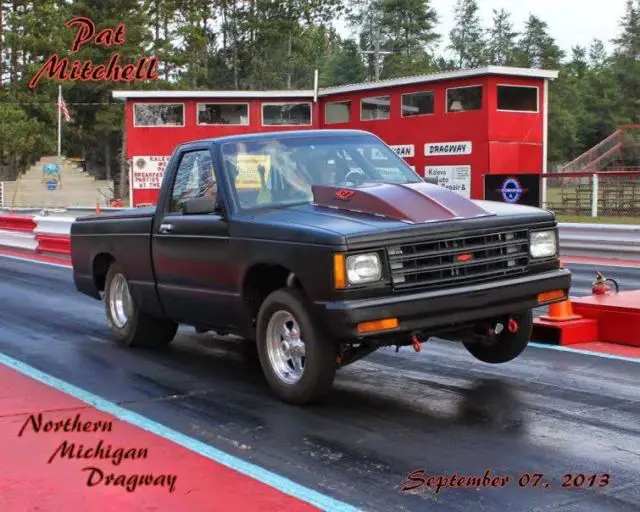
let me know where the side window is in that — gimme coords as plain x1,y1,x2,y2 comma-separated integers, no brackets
169,150,217,213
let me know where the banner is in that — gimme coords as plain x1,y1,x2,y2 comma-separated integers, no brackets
131,156,171,189
484,174,541,208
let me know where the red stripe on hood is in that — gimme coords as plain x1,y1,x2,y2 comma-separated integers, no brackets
311,182,493,223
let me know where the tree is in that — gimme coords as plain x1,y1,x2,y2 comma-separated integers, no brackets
515,14,564,68
448,0,486,68
485,8,518,66
321,38,367,86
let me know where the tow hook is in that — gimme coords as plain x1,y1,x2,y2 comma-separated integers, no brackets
508,318,519,334
411,335,421,352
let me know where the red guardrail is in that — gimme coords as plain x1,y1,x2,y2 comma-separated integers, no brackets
34,234,71,255
0,214,37,232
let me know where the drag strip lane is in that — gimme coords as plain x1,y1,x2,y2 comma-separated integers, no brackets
1,256,639,512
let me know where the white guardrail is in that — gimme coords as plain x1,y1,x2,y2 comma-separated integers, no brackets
1,207,639,261
557,223,640,261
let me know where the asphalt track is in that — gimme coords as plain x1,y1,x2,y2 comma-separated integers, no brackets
1,256,639,511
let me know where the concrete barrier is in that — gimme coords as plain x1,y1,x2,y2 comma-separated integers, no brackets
1,208,640,263
0,213,38,252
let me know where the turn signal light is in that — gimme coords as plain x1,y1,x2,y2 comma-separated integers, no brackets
537,290,566,304
357,318,398,334
333,253,346,289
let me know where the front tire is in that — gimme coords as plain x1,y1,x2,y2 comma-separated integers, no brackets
463,309,533,364
104,262,178,348
256,288,337,404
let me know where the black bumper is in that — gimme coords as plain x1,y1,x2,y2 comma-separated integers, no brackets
314,268,572,339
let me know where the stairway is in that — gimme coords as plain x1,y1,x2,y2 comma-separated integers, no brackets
1,156,114,208
558,125,640,173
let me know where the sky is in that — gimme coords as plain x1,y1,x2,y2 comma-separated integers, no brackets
336,0,629,59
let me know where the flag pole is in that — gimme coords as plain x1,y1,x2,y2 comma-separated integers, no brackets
57,85,62,157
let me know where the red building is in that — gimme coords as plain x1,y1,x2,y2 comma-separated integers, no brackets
112,65,557,207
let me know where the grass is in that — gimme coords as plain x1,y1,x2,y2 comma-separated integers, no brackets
555,215,640,224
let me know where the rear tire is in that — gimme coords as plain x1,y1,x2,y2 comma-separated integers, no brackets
256,288,337,404
104,262,178,348
463,309,533,364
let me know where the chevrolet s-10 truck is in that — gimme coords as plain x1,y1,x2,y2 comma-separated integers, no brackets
70,129,571,404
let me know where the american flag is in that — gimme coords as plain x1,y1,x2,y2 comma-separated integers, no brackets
59,94,71,122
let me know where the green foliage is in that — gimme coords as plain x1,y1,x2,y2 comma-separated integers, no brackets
0,0,638,189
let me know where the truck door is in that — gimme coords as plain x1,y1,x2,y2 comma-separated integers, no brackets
151,148,238,329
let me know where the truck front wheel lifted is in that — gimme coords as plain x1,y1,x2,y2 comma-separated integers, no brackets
256,288,336,404
463,309,533,364
104,262,178,348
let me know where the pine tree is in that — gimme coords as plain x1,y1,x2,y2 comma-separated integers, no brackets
448,0,486,69
485,8,518,66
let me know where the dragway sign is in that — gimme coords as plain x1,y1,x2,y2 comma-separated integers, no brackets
425,141,472,156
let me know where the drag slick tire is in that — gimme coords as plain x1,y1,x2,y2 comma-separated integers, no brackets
256,288,337,405
104,262,178,348
463,309,533,364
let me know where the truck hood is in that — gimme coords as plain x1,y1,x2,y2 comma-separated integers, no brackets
230,182,537,246
310,182,494,224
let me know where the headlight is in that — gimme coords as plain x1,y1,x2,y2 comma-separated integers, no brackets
529,230,557,258
346,253,382,284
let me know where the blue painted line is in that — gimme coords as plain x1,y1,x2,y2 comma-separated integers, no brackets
529,341,640,364
0,352,361,512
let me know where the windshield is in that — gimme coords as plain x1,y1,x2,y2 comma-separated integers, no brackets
220,133,422,210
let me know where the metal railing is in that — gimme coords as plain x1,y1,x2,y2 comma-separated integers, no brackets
543,170,640,217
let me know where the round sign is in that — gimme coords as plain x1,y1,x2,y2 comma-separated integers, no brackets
500,177,525,204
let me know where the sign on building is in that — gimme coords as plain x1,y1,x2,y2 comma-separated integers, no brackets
425,141,472,156
425,165,471,198
389,145,415,158
131,156,171,189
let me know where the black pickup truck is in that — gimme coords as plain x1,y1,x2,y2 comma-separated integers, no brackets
71,129,571,404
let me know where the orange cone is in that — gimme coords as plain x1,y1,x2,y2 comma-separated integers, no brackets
540,261,582,321
540,298,582,322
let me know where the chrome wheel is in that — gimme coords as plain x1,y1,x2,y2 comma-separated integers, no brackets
108,273,133,329
265,310,306,385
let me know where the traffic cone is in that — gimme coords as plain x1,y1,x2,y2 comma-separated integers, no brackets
540,261,581,322
539,298,582,322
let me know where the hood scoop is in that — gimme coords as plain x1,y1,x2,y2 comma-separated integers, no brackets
311,182,494,223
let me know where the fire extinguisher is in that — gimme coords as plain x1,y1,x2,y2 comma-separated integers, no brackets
592,271,619,296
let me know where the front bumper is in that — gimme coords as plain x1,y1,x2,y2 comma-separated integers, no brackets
314,268,572,340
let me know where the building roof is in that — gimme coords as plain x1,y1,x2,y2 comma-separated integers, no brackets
112,66,558,101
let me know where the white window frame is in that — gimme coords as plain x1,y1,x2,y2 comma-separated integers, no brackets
133,102,185,128
360,95,391,121
261,101,313,127
400,90,435,118
496,84,540,114
324,100,351,124
196,102,250,126
445,85,483,113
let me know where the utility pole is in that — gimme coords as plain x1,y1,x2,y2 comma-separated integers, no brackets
358,9,393,81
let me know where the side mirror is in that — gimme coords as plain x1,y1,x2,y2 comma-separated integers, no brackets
423,176,439,185
183,196,223,215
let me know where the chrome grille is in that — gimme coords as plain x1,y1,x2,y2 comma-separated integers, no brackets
387,229,529,290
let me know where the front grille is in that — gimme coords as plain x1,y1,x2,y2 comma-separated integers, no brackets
387,229,529,290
